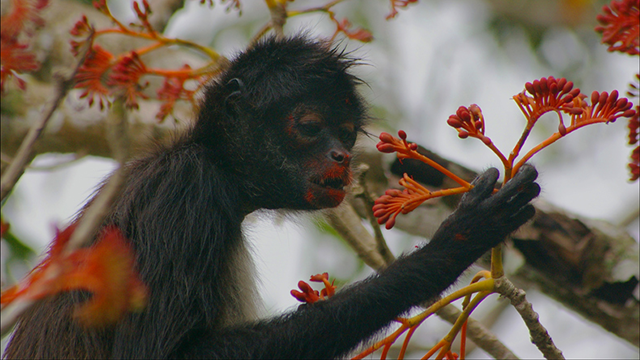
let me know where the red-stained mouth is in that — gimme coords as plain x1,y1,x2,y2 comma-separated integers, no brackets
310,176,348,191
306,175,350,208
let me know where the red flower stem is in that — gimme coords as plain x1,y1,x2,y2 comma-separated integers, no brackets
513,131,564,176
380,342,392,360
352,279,494,360
460,320,467,360
437,291,492,358
396,185,471,215
130,42,165,57
94,29,222,61
485,141,511,176
398,326,419,360
399,149,472,188
352,324,410,359
421,339,447,360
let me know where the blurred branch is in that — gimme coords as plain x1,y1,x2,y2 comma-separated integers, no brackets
1,31,93,202
495,277,564,359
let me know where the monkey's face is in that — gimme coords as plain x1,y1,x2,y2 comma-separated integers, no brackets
267,103,360,210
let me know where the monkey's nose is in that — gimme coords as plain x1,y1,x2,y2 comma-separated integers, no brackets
329,150,350,164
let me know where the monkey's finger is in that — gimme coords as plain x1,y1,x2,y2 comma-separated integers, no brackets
505,182,540,211
461,168,499,207
489,164,538,205
504,204,536,233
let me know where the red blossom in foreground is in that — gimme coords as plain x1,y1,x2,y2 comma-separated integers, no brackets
0,0,48,93
0,42,39,92
74,45,114,109
1,224,147,327
595,0,640,55
291,273,336,304
69,15,95,56
108,52,149,109
0,0,48,39
386,0,419,20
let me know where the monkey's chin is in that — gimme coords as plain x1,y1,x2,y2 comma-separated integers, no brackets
305,183,346,209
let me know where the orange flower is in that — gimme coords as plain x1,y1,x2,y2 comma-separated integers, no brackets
291,280,320,304
0,0,48,93
512,76,581,128
108,51,149,109
74,45,114,109
595,0,640,55
447,104,493,145
291,273,337,303
1,224,147,327
156,65,196,121
0,41,39,93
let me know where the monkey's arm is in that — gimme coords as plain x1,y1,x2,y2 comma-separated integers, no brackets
176,165,540,359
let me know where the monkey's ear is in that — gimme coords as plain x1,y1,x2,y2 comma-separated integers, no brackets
224,78,245,109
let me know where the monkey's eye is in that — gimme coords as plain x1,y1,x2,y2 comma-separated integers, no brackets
338,123,357,146
297,115,324,137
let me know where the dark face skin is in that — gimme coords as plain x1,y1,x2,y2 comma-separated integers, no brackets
280,104,359,209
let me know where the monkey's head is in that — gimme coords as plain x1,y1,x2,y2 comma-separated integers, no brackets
194,35,368,212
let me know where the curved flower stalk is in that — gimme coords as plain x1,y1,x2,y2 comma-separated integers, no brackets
373,131,472,229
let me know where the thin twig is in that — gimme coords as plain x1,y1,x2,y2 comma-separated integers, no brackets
1,299,35,337
64,98,130,253
351,163,395,265
0,32,94,202
495,277,565,359
265,0,287,39
0,99,131,336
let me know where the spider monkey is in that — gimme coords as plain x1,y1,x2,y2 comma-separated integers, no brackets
4,35,540,359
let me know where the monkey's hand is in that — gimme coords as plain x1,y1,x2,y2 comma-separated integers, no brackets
429,164,540,259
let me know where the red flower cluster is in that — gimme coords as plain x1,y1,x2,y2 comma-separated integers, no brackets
513,76,634,135
373,131,471,229
513,77,581,128
109,52,149,109
581,89,635,124
447,104,493,145
595,0,639,55
0,0,48,93
156,65,198,121
68,1,220,120
74,45,114,109
290,273,336,304
1,224,147,327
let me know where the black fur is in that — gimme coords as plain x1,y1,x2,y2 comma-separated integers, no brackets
4,35,540,359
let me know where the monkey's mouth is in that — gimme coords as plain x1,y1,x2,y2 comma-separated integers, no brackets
312,177,347,191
